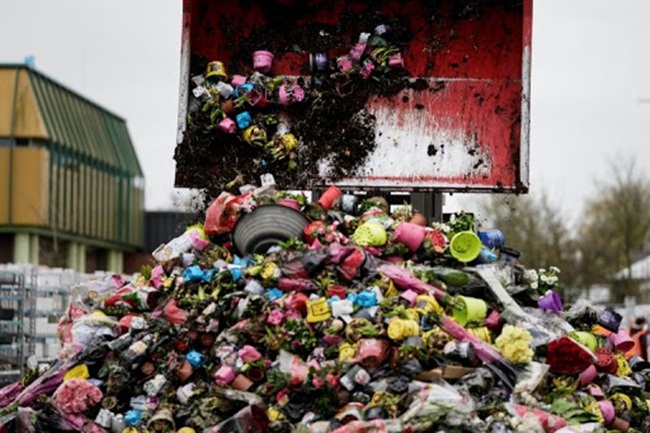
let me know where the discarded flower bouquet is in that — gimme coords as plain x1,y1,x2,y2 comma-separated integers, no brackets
0,183,647,433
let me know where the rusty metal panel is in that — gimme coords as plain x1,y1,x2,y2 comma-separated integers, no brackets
176,0,531,192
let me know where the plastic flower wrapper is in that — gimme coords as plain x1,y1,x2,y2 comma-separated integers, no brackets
0,381,23,407
329,419,405,433
439,315,521,390
378,262,447,302
11,359,74,407
401,380,476,430
205,404,269,433
495,325,534,365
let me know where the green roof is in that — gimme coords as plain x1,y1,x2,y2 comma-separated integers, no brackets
3,64,143,177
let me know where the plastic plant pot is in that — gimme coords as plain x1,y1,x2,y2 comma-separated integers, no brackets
278,83,305,105
578,364,598,387
231,74,247,87
205,61,227,82
337,56,353,73
353,222,388,247
252,50,274,73
246,88,267,107
452,295,487,326
449,231,482,263
388,53,405,68
598,400,616,425
608,330,635,353
235,111,252,129
393,222,426,253
569,331,598,353
232,204,310,255
628,356,650,372
219,117,236,134
277,198,301,211
478,229,506,249
317,185,342,210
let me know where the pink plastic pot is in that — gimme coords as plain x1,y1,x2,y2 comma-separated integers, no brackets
388,53,405,68
608,330,635,352
278,198,301,211
598,400,616,425
483,309,501,330
579,364,598,387
231,74,247,87
278,83,305,105
337,56,353,73
393,222,426,253
399,289,418,306
587,384,605,399
356,339,389,369
252,50,274,73
214,365,236,386
219,117,236,134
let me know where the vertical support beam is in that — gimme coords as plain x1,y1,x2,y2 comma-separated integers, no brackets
77,244,86,273
28,234,39,265
13,233,30,264
411,192,445,223
66,242,78,271
107,250,123,274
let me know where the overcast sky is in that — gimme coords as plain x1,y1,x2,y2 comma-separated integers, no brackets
2,1,650,226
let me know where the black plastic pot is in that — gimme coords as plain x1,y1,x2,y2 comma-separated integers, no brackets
232,205,310,255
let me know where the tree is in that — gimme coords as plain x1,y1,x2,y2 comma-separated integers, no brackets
475,192,579,298
577,159,650,302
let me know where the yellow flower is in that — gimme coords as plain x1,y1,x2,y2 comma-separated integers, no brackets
261,262,279,280
494,325,533,365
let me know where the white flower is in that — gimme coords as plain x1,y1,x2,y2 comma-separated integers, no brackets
539,268,546,274
431,222,451,233
524,269,538,282
550,266,560,274
530,281,538,289
540,275,550,284
547,276,558,284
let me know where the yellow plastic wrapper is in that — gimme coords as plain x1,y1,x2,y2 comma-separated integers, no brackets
64,364,89,381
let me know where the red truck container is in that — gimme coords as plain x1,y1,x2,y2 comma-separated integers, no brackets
176,0,532,194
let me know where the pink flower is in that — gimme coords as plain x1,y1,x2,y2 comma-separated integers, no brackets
326,373,340,389
267,310,285,326
54,379,103,414
238,345,262,363
360,61,375,79
337,56,353,73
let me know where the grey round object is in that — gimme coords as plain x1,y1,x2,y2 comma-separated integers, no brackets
232,204,310,254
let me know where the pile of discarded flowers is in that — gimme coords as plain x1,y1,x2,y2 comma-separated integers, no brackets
1,184,649,433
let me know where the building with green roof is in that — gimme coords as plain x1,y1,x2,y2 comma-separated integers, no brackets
0,64,144,273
